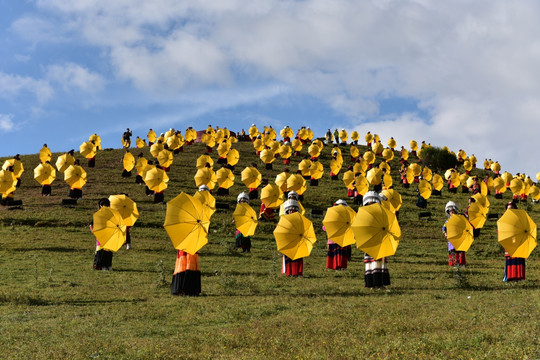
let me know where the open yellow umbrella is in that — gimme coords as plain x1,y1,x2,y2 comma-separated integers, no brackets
372,142,383,155
260,148,275,164
363,151,375,164
196,154,214,169
298,159,312,177
64,165,87,189
444,168,455,180
409,163,422,177
382,148,394,161
472,193,490,210
136,137,147,148
144,167,169,192
530,185,540,201
501,172,513,186
226,148,240,166
253,138,264,152
351,203,401,259
497,209,537,258
193,190,216,219
150,142,164,158
286,174,306,193
55,153,75,173
291,138,302,152
342,170,355,190
233,202,258,236
260,184,284,208
350,146,360,159
354,174,369,196
493,177,507,193
280,127,293,139
330,159,342,176
445,214,474,252
418,179,432,200
39,146,52,164
163,192,210,255
157,149,174,168
322,205,357,247
422,167,433,182
432,174,444,191
217,141,230,158
353,161,367,175
467,202,487,229
79,141,96,159
135,157,148,174
381,189,402,212
273,212,317,260
93,207,127,252
278,144,292,159
366,168,382,185
275,171,291,192
34,163,56,185
216,167,235,189
310,161,324,180
308,144,321,158
241,167,262,189
194,167,217,190
0,170,17,195
121,152,135,172
109,194,139,227
510,178,524,196
2,159,24,179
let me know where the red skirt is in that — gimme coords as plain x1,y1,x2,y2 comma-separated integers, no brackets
504,256,525,281
326,244,349,270
282,256,303,276
449,250,466,266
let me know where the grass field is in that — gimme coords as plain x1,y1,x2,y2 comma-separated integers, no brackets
0,139,539,359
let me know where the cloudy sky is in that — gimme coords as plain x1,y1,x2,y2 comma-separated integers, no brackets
1,0,538,176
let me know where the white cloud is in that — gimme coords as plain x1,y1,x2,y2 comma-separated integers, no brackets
0,72,54,103
0,114,15,131
46,63,105,93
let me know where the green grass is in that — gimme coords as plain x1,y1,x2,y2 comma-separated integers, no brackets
0,140,539,359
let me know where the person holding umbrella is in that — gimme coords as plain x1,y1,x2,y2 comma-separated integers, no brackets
324,199,354,270
281,199,304,277
90,198,114,270
443,201,466,267
501,201,527,282
234,192,253,253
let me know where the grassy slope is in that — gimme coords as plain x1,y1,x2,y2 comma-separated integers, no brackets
0,140,538,360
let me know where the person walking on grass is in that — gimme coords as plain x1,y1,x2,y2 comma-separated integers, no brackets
90,198,114,271
443,201,466,267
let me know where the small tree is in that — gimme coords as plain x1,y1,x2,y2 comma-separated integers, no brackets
418,146,458,171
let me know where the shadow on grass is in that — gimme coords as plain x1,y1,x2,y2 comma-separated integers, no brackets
10,246,83,253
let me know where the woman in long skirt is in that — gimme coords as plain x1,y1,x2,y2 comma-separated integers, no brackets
503,201,526,282
281,200,303,277
171,250,201,296
325,199,351,271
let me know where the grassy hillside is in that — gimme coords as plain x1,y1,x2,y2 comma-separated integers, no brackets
0,139,538,359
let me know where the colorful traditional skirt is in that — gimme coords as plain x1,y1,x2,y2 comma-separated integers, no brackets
449,250,466,266
326,244,349,270
364,254,390,288
171,251,201,296
282,256,303,276
503,256,525,282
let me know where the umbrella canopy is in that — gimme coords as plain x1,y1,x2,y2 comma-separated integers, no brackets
330,159,342,176
278,144,292,159
241,167,262,189
501,172,513,185
422,167,433,182
351,203,401,259
493,177,507,193
123,152,135,172
226,148,240,166
136,137,147,148
308,144,321,158
418,179,432,200
260,184,284,208
372,142,383,155
163,192,210,255
298,159,312,176
217,141,230,157
530,185,540,201
196,154,214,169
467,202,487,229
472,193,490,209
0,170,17,195
273,212,317,260
39,146,52,164
497,209,537,258
432,174,444,191
445,214,474,252
2,159,24,179
286,174,306,193
350,146,360,159
509,178,524,196
409,163,422,177
79,141,97,159
157,149,174,168
363,151,375,164
366,168,382,185
194,167,217,190
381,189,403,212
353,160,368,175
233,202,259,236
135,157,148,174
193,190,216,219
108,194,139,227
64,165,87,189
309,161,324,180
144,167,169,192
216,167,235,189
353,174,369,196
322,205,357,247
93,207,127,252
275,171,291,192
342,170,355,190
291,138,302,152
382,148,394,161
55,153,75,173
149,142,164,158
34,163,56,185
260,148,275,164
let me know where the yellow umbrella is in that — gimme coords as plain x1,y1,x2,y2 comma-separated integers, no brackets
445,214,474,252
501,172,513,185
108,194,139,227
233,202,259,236
381,189,402,212
480,181,488,196
273,212,317,260
193,190,216,219
157,149,174,168
372,142,383,155
491,162,501,173
387,137,397,149
226,148,240,166
409,163,422,177
163,192,210,255
241,167,262,189
275,171,291,192
260,148,275,164
330,159,342,176
444,169,455,180
136,137,147,148
216,167,235,189
291,138,303,152
92,207,127,252
309,161,324,180
39,146,52,164
422,167,433,182
64,165,87,189
150,142,164,158
351,203,401,259
286,174,306,193
366,168,382,185
382,148,394,161
2,159,24,179
135,157,148,174
418,179,432,200
79,141,96,159
278,144,292,159
194,167,217,189
354,174,369,196
280,127,293,139
308,144,321,158
322,205,357,247
463,160,472,172
34,163,56,185
0,170,17,195
410,140,418,152
432,174,444,191
122,152,136,172
459,173,469,187
217,141,230,157
493,177,507,193
497,209,537,258
298,159,312,177
472,193,490,209
144,167,169,192
349,146,360,159
196,154,214,169
260,184,284,208
467,202,487,229
55,153,75,173
530,185,540,201
342,170,355,189
510,178,524,196
253,138,264,152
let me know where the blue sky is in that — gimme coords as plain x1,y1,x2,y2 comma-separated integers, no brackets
1,1,539,176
